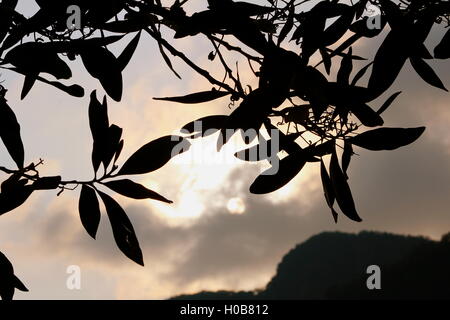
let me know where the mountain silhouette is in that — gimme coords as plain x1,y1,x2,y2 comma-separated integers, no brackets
172,231,450,300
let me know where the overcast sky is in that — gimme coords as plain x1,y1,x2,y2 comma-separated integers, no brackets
0,1,449,299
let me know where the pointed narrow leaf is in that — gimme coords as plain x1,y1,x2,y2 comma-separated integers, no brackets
81,47,123,101
349,127,426,151
8,67,84,97
0,98,24,169
102,125,123,170
434,28,450,59
21,74,37,100
4,42,72,80
322,6,355,46
342,140,353,178
118,135,191,175
367,30,408,100
88,91,109,173
351,61,373,86
250,152,306,194
319,47,332,75
349,103,384,127
337,47,353,85
157,41,181,79
0,174,33,216
0,186,33,216
104,179,173,203
78,185,101,239
329,149,362,222
117,31,141,71
154,90,230,104
97,191,144,266
43,81,84,97
377,91,402,115
320,159,338,223
114,139,124,164
277,6,294,46
234,137,275,162
410,56,448,91
12,275,28,292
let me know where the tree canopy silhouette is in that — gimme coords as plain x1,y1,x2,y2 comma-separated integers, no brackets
0,0,449,299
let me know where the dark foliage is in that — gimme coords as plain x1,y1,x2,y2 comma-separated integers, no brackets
173,231,450,300
0,250,28,301
0,0,449,299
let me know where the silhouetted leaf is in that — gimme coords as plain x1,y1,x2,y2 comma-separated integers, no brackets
117,31,141,71
32,176,61,190
21,74,37,100
217,89,274,150
0,250,28,301
103,125,123,170
12,275,28,292
409,56,448,91
319,47,332,75
292,66,329,119
305,140,335,158
320,159,338,223
378,0,402,29
97,191,144,266
154,90,230,104
234,136,275,162
350,61,373,86
300,3,327,59
0,174,33,216
48,82,84,97
181,115,228,137
350,127,426,151
367,30,408,100
349,103,384,127
156,39,181,79
0,186,33,216
377,91,402,115
104,179,172,203
81,46,123,101
0,98,24,169
114,139,124,164
337,47,353,85
342,140,353,178
8,67,84,97
277,6,294,46
118,135,191,175
263,122,303,155
434,28,450,59
78,185,101,239
249,152,306,194
329,148,361,222
88,91,109,173
4,42,72,80
322,5,355,47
